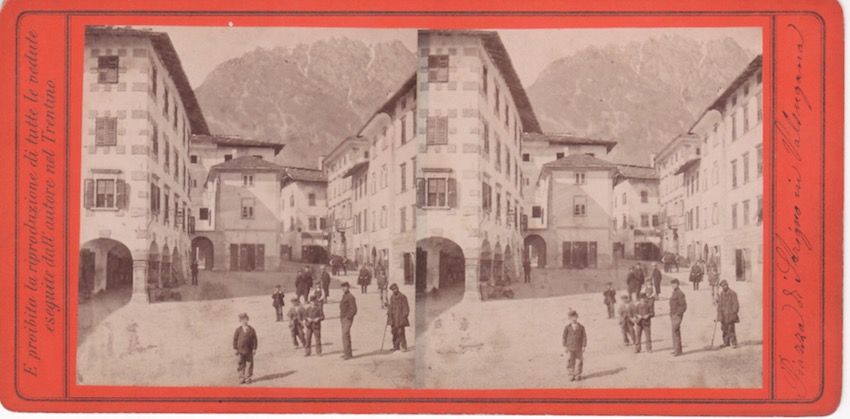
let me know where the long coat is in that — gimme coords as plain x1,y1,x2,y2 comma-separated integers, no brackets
562,322,587,352
272,291,285,308
626,271,641,294
340,291,358,320
233,325,258,355
321,271,332,289
358,267,372,286
295,273,306,295
669,288,688,317
716,288,740,323
387,292,410,327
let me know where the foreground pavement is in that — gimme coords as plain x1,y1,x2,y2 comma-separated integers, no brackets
77,273,415,388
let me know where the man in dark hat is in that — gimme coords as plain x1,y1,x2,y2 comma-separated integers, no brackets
626,266,641,302
562,309,587,382
339,282,358,360
303,265,315,293
716,280,740,348
320,266,332,303
271,285,285,322
651,263,663,297
295,269,306,304
669,279,687,356
232,313,258,384
387,283,410,351
358,263,372,294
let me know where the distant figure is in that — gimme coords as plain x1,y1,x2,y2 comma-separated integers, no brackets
303,265,315,291
626,267,641,302
634,263,646,289
562,309,587,382
690,261,704,290
602,282,617,319
707,261,719,303
232,313,258,385
330,256,340,276
287,298,306,349
342,257,349,275
303,295,325,357
321,266,332,303
618,294,636,346
523,258,532,283
358,264,372,294
674,254,681,272
190,262,199,286
271,285,285,322
376,264,389,308
295,270,307,303
716,280,740,348
339,282,358,360
669,279,687,356
634,293,655,353
651,263,663,297
386,283,410,352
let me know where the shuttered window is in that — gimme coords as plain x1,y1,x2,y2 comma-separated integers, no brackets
428,55,449,82
95,117,118,146
97,56,119,84
417,177,457,208
426,116,448,145
84,177,126,210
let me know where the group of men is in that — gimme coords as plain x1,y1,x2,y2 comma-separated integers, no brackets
232,263,411,385
625,263,663,301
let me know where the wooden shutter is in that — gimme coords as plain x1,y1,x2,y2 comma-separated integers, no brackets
83,179,94,209
256,244,265,271
447,178,457,207
115,179,126,209
426,117,436,144
416,178,426,207
230,244,239,270
188,216,195,235
106,118,117,145
95,118,106,146
437,116,448,144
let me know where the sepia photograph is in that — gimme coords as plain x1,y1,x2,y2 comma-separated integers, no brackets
75,24,763,389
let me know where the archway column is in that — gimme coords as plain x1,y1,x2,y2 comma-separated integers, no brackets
463,257,481,302
130,259,149,304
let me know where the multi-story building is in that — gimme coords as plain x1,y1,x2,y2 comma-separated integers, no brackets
188,134,283,270
415,30,535,299
688,55,764,281
79,26,208,303
655,133,701,260
280,167,329,263
204,156,286,271
520,133,616,268
612,164,662,261
324,136,368,262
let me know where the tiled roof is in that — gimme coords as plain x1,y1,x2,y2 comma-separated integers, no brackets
523,133,618,152
541,153,618,170
86,26,210,136
616,164,660,180
192,134,285,155
282,167,327,183
423,30,542,134
206,156,285,183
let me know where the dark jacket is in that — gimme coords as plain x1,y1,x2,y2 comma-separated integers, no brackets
651,267,662,284
635,298,655,323
358,267,372,286
603,289,617,305
233,325,258,355
690,264,704,282
287,305,305,329
716,288,740,323
272,291,285,308
627,271,641,291
562,322,587,352
304,303,325,327
303,270,315,288
669,288,688,317
321,271,332,288
387,292,410,327
340,291,358,320
295,272,306,294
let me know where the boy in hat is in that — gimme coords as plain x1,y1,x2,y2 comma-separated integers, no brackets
602,282,617,319
634,292,655,353
271,285,285,322
618,294,636,346
232,313,258,384
387,283,410,351
304,295,325,356
562,309,587,381
287,298,306,349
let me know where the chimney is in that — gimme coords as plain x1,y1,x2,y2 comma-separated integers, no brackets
649,153,658,168
318,155,325,171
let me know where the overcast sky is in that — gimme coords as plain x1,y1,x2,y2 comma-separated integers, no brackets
159,26,761,89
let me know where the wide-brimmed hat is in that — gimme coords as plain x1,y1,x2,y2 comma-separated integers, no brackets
238,313,249,320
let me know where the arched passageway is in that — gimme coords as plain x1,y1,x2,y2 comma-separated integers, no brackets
524,234,547,268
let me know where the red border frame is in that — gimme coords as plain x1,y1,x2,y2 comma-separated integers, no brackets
0,0,842,415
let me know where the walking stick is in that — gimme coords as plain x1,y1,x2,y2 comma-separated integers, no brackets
710,320,718,348
380,324,389,351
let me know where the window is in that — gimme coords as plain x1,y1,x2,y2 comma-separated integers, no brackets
95,117,118,146
651,214,659,227
163,87,169,117
290,216,295,231
305,193,315,207
372,210,376,231
482,119,490,154
743,200,751,226
400,115,407,145
481,65,488,94
522,153,530,162
495,139,501,172
163,192,170,224
150,64,157,97
190,155,198,164
731,160,738,188
224,154,232,162
757,93,763,122
411,204,416,228
241,198,254,219
641,214,649,227
495,85,500,114
713,202,720,225
149,183,160,214
199,207,209,220
743,153,751,183
496,191,501,220
428,55,449,82
556,152,565,160
381,206,387,228
309,217,317,231
622,193,627,205
242,174,254,186
640,190,648,203
428,178,447,207
399,207,406,233
400,163,407,192
575,172,586,184
320,217,327,230
757,195,763,225
192,179,198,188
573,196,587,216
290,194,295,208
532,205,542,218
743,104,750,132
381,165,388,188
151,123,159,161
97,56,119,84
731,113,738,141
756,144,763,176
426,116,448,145
94,179,116,208
731,203,738,229
163,139,170,174
481,182,492,212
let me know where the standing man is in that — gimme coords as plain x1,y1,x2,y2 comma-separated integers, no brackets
295,269,306,304
716,280,740,348
618,294,636,346
303,295,325,357
690,260,704,290
651,263,662,297
303,265,315,293
232,313,258,385
320,266,332,303
522,257,532,283
707,261,720,303
626,266,641,302
358,263,372,294
376,264,389,308
271,285,285,322
190,261,199,286
287,297,306,349
339,282,358,360
386,283,410,351
562,309,587,382
669,279,687,356
634,293,655,353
